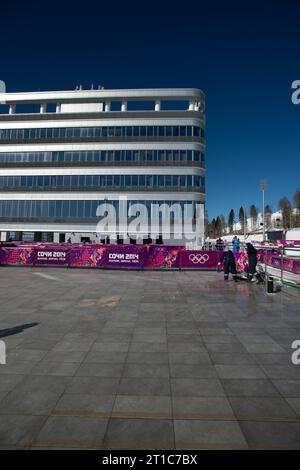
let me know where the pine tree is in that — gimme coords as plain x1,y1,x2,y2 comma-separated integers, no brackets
215,216,222,238
228,209,235,233
238,206,245,233
278,197,292,229
250,205,258,231
264,204,272,229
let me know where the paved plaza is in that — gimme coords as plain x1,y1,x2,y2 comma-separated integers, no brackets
0,267,300,449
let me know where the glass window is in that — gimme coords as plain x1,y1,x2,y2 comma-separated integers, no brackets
64,175,71,186
84,200,92,218
165,175,172,186
158,126,165,137
179,126,186,136
146,150,153,161
92,176,98,186
158,175,164,186
194,151,200,161
173,150,179,161
70,175,77,186
69,201,77,217
78,175,86,188
68,128,76,137
158,150,165,161
166,150,172,161
85,176,92,186
78,201,84,218
44,176,50,186
147,126,154,137
180,150,187,161
126,126,133,137
146,175,153,187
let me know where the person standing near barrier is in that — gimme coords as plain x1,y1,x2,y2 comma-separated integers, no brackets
233,236,240,253
216,238,224,251
246,242,258,282
218,249,239,282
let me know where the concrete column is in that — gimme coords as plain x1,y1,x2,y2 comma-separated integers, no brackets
104,102,111,112
0,232,7,241
9,104,16,114
121,101,127,112
40,103,47,114
188,101,195,111
56,103,61,113
155,100,161,111
53,232,60,242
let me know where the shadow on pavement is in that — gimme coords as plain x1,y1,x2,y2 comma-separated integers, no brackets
0,322,39,338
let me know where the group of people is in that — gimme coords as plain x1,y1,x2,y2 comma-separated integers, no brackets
218,241,264,284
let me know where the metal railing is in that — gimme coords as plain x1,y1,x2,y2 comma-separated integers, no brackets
258,245,300,288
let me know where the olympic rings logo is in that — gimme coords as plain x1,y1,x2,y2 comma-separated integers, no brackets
188,253,210,264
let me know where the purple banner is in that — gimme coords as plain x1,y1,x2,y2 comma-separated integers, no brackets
146,246,182,268
102,245,146,269
69,246,107,268
34,247,70,265
180,250,220,269
263,253,300,275
0,246,35,266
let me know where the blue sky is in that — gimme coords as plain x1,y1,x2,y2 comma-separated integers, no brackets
0,0,299,222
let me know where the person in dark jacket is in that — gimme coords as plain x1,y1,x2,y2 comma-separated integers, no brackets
246,242,258,281
216,238,224,251
219,249,239,281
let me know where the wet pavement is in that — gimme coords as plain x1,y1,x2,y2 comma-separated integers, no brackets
0,267,300,449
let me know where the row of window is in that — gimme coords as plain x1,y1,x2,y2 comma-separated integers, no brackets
0,125,204,141
0,174,205,189
0,199,198,219
0,149,205,163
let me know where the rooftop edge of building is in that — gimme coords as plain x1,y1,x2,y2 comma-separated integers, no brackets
0,87,205,105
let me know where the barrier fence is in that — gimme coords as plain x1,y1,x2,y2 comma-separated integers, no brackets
0,244,220,270
0,243,299,275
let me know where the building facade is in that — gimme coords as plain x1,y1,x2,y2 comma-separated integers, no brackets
0,86,205,245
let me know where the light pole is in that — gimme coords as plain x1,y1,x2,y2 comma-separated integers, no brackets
260,180,268,241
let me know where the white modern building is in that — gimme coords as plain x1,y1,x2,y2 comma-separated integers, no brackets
0,85,205,245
